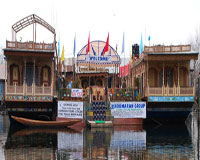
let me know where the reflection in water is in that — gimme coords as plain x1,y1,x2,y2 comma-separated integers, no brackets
0,115,199,160
146,124,193,160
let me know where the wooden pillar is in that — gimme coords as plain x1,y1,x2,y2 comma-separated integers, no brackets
178,62,179,86
33,59,35,95
33,59,35,85
23,59,26,95
7,60,10,85
38,63,41,86
24,60,26,84
163,61,164,86
19,62,22,85
51,59,54,96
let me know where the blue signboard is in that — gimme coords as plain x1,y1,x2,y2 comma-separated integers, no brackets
148,96,194,102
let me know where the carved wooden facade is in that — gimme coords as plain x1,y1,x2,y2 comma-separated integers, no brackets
131,45,198,100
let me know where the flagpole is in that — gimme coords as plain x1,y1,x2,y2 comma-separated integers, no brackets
124,48,125,88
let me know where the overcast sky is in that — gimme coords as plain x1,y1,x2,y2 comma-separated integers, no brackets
0,0,200,58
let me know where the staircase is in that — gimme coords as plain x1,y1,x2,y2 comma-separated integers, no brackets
92,101,106,121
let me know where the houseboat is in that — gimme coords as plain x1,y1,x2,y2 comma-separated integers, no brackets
57,40,146,127
3,14,57,121
131,45,199,123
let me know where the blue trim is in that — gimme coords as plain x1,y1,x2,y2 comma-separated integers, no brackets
148,96,194,102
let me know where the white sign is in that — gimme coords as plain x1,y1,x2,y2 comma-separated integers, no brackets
110,101,146,118
71,89,83,98
58,101,83,119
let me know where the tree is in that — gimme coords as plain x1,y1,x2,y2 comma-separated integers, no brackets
188,26,200,51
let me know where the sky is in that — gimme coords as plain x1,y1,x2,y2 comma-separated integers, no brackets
0,0,200,58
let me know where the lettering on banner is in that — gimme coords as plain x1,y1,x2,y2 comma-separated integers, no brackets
110,102,146,118
58,101,83,119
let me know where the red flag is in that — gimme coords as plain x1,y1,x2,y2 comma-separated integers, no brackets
87,33,90,54
103,33,109,56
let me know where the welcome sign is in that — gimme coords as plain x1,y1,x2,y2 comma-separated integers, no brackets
110,101,146,118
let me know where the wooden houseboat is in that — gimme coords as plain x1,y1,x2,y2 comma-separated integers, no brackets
131,44,199,123
3,14,57,121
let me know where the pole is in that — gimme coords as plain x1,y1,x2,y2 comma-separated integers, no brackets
123,50,125,89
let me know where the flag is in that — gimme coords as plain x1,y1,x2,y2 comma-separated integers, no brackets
58,34,60,57
61,46,64,61
87,32,90,54
139,33,143,55
121,32,125,54
103,33,109,56
73,34,76,57
148,35,151,41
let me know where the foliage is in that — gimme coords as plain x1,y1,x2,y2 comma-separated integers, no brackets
188,26,200,51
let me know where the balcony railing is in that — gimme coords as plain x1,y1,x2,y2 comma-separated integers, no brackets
6,41,55,51
5,83,53,96
148,86,195,97
144,45,191,53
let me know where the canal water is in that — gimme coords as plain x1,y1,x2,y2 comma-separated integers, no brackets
0,114,199,160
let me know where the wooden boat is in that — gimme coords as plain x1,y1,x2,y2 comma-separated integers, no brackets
11,116,81,128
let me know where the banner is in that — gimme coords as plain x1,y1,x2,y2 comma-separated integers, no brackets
71,89,83,98
110,101,146,118
58,101,83,119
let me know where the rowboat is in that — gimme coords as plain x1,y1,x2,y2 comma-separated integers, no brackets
11,116,81,128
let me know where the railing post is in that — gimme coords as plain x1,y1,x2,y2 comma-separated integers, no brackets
42,84,44,95
51,83,53,96
33,83,35,96
14,84,16,94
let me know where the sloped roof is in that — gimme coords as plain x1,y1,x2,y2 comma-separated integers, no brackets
0,64,5,80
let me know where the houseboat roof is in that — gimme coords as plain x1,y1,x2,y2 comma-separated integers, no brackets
145,51,198,55
3,48,55,53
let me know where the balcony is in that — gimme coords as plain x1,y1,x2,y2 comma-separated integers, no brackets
144,45,191,53
6,41,55,51
148,86,195,97
5,83,53,97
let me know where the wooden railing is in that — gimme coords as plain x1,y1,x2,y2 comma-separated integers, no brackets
6,41,55,51
148,86,195,97
144,45,191,53
5,84,53,96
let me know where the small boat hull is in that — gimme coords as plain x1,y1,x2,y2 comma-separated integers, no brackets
11,116,81,128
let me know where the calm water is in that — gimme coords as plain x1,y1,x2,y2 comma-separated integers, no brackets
0,115,199,160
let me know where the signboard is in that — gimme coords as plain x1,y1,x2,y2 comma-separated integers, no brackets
58,101,83,119
110,101,146,118
86,55,111,62
148,96,194,102
71,89,83,98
